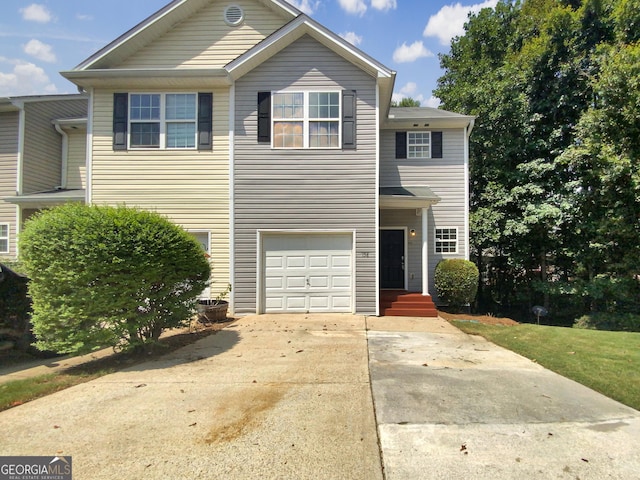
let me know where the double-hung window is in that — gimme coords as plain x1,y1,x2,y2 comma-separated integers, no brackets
272,91,341,149
0,224,8,253
435,227,458,254
128,93,197,149
408,132,431,158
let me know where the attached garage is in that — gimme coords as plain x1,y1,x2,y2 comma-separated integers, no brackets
260,232,354,313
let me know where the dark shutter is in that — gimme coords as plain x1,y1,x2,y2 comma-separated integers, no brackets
113,93,128,151
257,91,271,143
431,131,443,158
342,90,356,149
198,92,213,150
395,131,407,159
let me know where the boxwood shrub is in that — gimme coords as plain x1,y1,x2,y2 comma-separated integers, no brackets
434,259,479,311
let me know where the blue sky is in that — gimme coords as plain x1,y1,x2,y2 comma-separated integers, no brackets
0,0,497,105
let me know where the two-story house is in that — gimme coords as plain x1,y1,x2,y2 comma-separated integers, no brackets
5,0,473,317
0,94,87,258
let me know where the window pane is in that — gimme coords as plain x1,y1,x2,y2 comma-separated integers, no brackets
273,93,303,119
166,122,196,148
435,228,457,253
130,94,160,120
0,224,7,253
309,92,339,119
166,94,196,120
131,123,160,148
0,224,7,237
309,121,339,148
273,121,303,148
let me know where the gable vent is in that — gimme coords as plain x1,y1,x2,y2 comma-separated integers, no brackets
224,5,244,26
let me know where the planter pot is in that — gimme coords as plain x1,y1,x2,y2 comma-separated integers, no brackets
197,300,229,323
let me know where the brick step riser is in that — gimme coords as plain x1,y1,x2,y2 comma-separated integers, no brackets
382,308,439,317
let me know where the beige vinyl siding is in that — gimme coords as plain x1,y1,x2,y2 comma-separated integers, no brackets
66,129,87,189
380,128,467,301
0,111,18,257
117,1,286,69
22,98,87,194
234,35,378,315
90,88,230,296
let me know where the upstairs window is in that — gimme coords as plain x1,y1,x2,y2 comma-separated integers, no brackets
113,92,212,151
258,90,356,150
408,132,431,158
129,93,196,149
272,91,340,149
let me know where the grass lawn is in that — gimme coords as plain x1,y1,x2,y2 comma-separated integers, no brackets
452,321,640,411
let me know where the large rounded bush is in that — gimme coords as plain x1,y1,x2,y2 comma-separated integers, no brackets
19,204,210,354
434,259,479,311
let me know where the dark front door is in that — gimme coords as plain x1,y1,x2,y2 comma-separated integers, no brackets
381,229,405,289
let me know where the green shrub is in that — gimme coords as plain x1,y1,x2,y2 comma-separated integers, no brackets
574,312,640,332
434,259,479,311
19,204,210,354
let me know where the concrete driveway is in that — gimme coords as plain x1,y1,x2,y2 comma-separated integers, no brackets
1,314,639,479
0,315,382,480
367,317,640,480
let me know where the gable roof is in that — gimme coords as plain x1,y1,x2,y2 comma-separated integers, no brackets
73,0,300,71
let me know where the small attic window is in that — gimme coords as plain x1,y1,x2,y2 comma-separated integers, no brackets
224,5,244,26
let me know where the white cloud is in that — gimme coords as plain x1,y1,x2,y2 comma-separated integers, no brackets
424,96,441,108
288,0,320,15
23,39,57,63
392,41,434,63
340,31,363,46
0,59,57,96
338,0,367,15
424,0,497,45
76,14,94,21
20,4,54,23
371,0,397,11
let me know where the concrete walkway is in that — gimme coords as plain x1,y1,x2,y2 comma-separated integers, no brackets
1,315,639,479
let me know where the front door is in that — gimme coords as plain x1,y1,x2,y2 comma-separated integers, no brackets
381,229,405,289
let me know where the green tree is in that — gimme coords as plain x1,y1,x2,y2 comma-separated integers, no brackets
19,204,210,354
436,0,638,321
391,97,422,107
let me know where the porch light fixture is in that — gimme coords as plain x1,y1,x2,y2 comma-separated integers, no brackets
410,229,416,237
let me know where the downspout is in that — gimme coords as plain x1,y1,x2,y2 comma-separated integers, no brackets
229,83,236,315
53,121,69,189
12,99,25,257
375,82,381,316
463,119,475,261
85,87,94,204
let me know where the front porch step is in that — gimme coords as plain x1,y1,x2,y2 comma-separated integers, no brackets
380,290,439,317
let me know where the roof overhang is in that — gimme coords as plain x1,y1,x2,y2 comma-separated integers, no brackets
52,117,87,131
5,189,86,207
379,186,441,209
383,111,475,131
61,68,231,90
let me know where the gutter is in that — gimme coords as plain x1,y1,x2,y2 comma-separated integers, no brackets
52,120,69,190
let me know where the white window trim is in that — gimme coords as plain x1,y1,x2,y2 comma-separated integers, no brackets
271,90,342,150
128,92,198,150
435,227,458,255
0,223,9,254
408,131,432,159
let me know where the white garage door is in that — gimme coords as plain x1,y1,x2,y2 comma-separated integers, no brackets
262,234,353,313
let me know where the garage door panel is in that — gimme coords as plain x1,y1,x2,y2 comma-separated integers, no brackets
263,234,353,313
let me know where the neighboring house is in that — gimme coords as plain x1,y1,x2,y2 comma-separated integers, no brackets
0,95,88,258
8,0,473,317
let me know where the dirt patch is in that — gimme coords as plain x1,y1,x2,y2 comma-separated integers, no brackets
438,311,519,326
205,384,288,444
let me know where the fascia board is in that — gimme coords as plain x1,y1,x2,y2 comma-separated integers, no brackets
61,68,231,89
